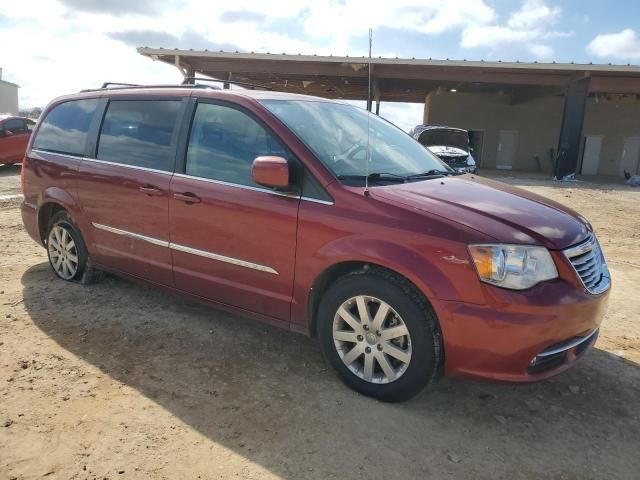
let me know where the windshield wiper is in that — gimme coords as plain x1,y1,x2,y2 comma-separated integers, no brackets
405,169,454,180
337,172,406,183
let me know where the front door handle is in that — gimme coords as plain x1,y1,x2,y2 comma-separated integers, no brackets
139,185,163,196
173,192,202,204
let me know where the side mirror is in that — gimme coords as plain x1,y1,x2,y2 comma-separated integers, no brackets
252,156,290,189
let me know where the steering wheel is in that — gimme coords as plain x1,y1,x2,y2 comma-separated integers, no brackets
346,145,368,161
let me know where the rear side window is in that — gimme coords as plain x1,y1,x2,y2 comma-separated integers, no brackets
97,100,180,171
32,99,98,156
185,102,288,187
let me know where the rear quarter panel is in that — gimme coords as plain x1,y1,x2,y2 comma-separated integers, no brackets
23,150,85,244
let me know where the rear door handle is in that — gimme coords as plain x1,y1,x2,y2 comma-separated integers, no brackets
139,186,163,196
173,192,202,204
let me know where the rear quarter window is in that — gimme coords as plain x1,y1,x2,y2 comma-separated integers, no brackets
32,99,98,156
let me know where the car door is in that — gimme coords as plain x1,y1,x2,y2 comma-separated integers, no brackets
168,100,300,321
77,97,188,286
0,120,8,163
0,118,29,163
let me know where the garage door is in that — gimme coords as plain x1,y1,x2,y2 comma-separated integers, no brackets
621,137,640,176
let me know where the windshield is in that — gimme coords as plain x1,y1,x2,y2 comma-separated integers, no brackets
260,100,449,182
417,129,469,151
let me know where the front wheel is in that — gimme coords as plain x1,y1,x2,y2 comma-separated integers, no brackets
317,268,442,402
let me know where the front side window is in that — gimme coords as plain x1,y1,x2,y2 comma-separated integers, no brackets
32,98,98,156
185,102,288,187
97,100,180,171
260,100,450,184
4,118,26,134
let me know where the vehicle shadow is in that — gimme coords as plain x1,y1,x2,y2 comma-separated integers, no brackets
21,263,640,479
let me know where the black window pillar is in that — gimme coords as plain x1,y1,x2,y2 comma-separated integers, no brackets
555,76,590,179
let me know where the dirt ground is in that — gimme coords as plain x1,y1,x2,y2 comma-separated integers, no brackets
1,165,639,480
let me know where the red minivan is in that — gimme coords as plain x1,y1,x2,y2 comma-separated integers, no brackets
21,85,610,401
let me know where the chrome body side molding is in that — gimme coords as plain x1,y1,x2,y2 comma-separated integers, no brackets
91,222,278,275
92,222,170,247
169,243,278,274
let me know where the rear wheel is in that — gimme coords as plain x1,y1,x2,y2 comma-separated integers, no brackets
46,210,104,284
47,223,80,280
317,268,442,402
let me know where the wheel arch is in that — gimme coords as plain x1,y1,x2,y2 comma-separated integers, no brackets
37,201,67,244
37,187,83,244
306,259,443,340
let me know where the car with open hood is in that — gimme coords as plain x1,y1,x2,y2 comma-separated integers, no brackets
20,84,610,401
412,124,477,174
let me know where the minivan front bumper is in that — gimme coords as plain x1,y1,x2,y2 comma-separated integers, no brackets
434,278,610,382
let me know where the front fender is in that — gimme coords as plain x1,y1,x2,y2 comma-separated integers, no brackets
313,236,459,302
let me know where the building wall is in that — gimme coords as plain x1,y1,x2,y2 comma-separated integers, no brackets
0,80,19,115
583,95,640,176
427,91,640,176
427,91,563,173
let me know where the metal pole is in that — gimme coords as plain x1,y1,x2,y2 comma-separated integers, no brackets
367,29,372,112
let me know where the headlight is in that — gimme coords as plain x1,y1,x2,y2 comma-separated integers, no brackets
468,244,558,290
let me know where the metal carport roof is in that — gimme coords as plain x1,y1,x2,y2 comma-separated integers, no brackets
138,48,640,102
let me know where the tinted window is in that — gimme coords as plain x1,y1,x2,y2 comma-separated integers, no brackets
4,119,25,133
97,100,180,171
186,102,288,187
302,170,332,202
33,99,98,156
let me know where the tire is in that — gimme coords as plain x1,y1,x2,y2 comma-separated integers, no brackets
46,210,105,284
317,268,442,402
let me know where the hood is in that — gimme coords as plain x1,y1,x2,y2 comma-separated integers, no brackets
372,175,589,250
417,128,469,152
427,145,469,157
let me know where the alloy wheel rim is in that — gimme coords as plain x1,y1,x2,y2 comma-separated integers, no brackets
332,295,412,384
48,225,79,280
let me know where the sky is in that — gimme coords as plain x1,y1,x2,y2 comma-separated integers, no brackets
1,0,639,131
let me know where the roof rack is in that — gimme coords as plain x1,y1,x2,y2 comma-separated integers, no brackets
181,76,272,90
80,83,220,93
80,77,272,93
101,82,142,88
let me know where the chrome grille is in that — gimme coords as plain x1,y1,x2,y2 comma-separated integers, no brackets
563,235,610,295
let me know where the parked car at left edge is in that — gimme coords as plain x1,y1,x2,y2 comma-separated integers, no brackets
0,116,36,165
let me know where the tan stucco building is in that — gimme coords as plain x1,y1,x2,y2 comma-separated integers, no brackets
425,89,639,177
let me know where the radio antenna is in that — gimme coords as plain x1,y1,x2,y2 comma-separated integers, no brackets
364,27,372,196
